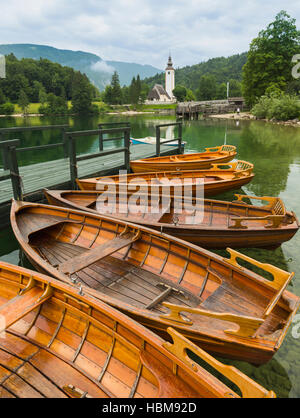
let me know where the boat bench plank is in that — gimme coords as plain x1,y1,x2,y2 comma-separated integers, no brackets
58,233,138,275
0,287,51,332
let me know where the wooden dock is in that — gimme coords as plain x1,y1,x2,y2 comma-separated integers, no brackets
176,98,245,119
0,122,183,228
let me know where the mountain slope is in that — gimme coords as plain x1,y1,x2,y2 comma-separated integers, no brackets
143,52,248,91
0,44,162,90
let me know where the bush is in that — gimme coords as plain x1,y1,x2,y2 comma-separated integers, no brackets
251,96,273,119
251,94,300,121
269,95,300,121
0,102,15,115
39,94,69,115
90,103,100,115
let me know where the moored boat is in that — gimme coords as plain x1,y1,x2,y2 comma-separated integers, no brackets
44,190,299,249
76,160,255,197
130,145,237,172
11,200,300,364
0,261,275,398
131,136,186,147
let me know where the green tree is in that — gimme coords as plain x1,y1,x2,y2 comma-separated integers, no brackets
0,89,6,105
216,83,227,99
103,84,114,105
228,79,242,97
18,89,29,114
185,89,196,101
110,71,123,105
71,72,93,114
140,82,149,103
121,86,130,104
32,81,44,102
196,75,217,100
129,76,142,106
242,11,300,106
0,102,14,115
39,87,47,105
173,85,187,102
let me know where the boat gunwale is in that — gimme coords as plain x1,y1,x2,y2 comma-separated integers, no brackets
10,200,299,354
0,260,276,398
11,200,296,303
44,189,300,234
130,145,237,164
76,159,255,187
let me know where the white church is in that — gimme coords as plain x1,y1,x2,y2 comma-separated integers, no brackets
146,55,176,103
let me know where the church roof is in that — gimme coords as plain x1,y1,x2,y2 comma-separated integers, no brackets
147,84,171,100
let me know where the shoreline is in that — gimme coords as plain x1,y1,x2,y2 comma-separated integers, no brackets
0,109,175,118
0,113,44,118
208,112,300,127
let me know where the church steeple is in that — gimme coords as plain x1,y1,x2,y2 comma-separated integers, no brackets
165,53,175,100
166,54,174,70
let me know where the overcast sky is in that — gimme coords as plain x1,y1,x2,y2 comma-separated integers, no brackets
1,1,300,69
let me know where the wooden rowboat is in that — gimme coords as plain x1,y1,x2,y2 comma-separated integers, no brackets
44,190,299,249
11,200,300,365
0,262,276,398
130,145,237,172
76,160,255,197
131,136,187,147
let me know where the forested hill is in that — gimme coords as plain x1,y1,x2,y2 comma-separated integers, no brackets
0,53,98,103
0,44,162,89
143,52,248,92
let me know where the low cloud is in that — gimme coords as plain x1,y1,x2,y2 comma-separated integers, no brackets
1,1,300,68
91,60,115,74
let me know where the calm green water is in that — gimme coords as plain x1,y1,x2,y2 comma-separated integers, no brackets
1,114,300,397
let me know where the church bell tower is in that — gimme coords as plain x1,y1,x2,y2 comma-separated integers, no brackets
165,54,175,99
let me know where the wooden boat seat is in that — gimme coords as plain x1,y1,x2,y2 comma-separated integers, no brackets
0,284,52,332
58,231,140,275
145,283,186,310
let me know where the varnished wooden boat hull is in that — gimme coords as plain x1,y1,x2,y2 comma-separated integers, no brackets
130,145,237,173
76,160,255,198
11,201,300,365
0,262,275,398
44,190,300,250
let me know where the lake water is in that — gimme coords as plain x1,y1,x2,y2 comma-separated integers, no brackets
1,113,300,398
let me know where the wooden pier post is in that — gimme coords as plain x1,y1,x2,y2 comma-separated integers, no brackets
178,123,183,154
68,135,78,190
124,128,131,172
8,142,23,201
0,133,10,170
156,126,161,157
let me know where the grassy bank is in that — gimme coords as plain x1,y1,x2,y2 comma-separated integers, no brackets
0,101,177,116
92,102,177,113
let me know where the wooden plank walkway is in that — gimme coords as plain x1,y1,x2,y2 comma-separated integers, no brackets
0,143,176,205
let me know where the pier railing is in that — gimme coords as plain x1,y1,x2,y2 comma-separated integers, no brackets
98,122,130,151
0,125,69,200
0,122,180,202
0,140,23,200
0,125,69,170
155,122,183,157
66,126,131,189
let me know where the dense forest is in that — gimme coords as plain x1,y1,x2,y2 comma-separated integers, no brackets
0,54,100,114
